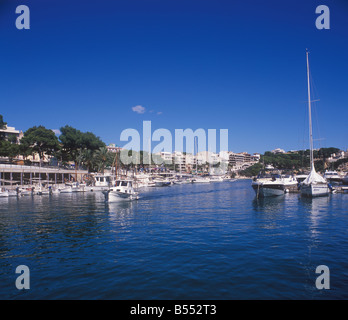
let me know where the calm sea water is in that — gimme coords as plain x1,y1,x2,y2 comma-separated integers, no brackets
0,180,347,300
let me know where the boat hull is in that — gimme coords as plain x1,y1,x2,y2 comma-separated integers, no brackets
60,187,73,193
108,191,138,201
154,181,171,187
252,183,285,197
194,179,211,183
300,183,329,197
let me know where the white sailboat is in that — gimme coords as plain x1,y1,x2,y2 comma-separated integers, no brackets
300,50,329,197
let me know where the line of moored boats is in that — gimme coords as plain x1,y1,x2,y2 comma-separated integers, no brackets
0,172,237,201
251,169,348,198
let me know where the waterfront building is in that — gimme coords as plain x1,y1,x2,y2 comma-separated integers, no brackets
173,151,186,172
159,151,173,164
0,125,23,143
106,143,123,153
271,148,286,154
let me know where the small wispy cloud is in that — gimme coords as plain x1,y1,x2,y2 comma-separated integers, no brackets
157,112,162,115
52,129,61,135
132,105,146,114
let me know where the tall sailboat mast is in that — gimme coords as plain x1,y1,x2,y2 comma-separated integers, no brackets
195,136,198,174
306,49,314,171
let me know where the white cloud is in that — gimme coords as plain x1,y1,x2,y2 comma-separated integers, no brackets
132,105,146,114
52,129,61,135
157,111,162,115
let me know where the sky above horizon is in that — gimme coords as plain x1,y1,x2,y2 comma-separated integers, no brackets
1,0,347,154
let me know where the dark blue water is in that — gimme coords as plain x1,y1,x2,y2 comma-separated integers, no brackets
0,180,347,299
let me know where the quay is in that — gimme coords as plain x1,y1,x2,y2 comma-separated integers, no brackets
0,164,88,188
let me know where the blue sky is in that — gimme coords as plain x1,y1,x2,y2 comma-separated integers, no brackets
0,0,347,154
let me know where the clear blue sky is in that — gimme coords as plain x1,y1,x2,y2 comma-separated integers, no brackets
1,0,347,154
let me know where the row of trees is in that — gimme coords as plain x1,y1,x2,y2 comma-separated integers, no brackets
0,114,116,173
240,147,342,177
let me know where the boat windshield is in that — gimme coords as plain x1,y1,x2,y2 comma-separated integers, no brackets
257,173,272,179
270,174,281,180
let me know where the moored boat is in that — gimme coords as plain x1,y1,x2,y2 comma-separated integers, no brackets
193,176,211,183
252,172,286,197
300,50,329,197
0,188,9,198
323,170,343,184
153,178,171,187
103,179,139,201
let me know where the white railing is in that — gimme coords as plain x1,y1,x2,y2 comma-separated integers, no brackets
0,164,88,172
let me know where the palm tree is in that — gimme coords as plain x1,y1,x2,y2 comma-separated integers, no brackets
94,147,109,174
77,149,95,172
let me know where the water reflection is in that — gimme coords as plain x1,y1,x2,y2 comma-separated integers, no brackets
251,195,287,230
1,180,347,299
252,195,286,212
299,196,331,237
106,201,136,224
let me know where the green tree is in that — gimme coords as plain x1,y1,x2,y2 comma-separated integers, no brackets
7,134,18,144
77,149,95,172
0,114,7,141
20,126,61,161
317,147,341,161
59,125,105,170
59,125,84,164
239,162,264,177
0,140,20,163
81,131,105,151
93,147,109,173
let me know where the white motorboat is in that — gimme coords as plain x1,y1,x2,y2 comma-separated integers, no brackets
252,171,298,197
193,176,211,183
323,170,342,184
209,176,224,182
300,50,329,197
91,173,114,190
19,188,32,196
281,174,298,193
60,187,72,193
64,182,86,193
103,179,139,201
51,187,60,194
252,172,286,197
153,178,171,187
133,174,155,188
7,189,18,197
35,185,51,195
59,185,73,193
0,188,9,198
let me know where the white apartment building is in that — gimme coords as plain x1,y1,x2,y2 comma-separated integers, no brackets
106,144,123,153
0,125,23,143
